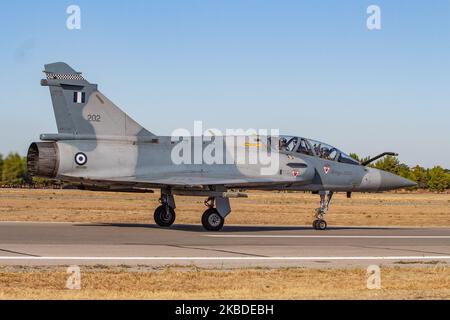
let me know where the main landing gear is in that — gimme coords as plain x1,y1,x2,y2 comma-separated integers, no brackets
313,191,333,231
201,197,225,231
153,188,231,231
154,191,176,227
154,205,176,227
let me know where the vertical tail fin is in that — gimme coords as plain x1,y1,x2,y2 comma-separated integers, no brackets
41,62,155,137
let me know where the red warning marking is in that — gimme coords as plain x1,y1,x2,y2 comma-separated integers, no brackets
323,165,331,174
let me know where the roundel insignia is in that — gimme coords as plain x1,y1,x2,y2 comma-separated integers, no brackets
75,152,88,166
323,165,331,174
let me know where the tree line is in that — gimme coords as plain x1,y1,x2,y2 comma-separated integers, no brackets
0,153,60,188
0,152,449,192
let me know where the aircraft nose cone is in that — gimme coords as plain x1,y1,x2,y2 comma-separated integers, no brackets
379,170,417,191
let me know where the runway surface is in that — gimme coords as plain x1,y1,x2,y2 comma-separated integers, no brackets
0,222,449,268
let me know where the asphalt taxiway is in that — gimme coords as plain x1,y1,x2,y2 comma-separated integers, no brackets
0,222,449,268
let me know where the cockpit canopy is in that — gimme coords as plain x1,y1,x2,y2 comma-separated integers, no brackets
278,136,360,165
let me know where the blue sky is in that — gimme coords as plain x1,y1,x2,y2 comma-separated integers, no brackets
0,0,449,168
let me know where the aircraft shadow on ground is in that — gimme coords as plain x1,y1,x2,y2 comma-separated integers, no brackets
74,223,396,233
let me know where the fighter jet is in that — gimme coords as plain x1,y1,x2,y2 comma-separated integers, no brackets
27,63,416,231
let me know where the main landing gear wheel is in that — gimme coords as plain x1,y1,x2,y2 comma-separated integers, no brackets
313,219,327,230
154,205,176,227
202,208,224,231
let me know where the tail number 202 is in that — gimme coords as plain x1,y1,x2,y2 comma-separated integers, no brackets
87,114,101,122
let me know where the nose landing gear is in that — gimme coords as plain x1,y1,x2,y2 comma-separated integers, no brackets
313,191,333,230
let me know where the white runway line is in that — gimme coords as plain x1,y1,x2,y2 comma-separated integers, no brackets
0,256,449,261
205,235,450,239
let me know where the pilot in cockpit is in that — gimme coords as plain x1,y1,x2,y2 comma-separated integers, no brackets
313,144,320,156
279,138,288,151
322,147,330,158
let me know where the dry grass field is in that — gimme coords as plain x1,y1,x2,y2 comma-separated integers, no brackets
0,265,448,299
0,189,448,227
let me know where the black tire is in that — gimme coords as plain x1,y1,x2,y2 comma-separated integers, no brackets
313,220,318,229
154,205,176,227
201,209,224,231
316,219,327,231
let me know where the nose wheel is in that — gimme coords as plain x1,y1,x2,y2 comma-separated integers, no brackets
313,219,327,230
312,191,333,231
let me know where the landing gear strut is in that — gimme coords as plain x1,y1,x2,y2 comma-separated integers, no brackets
313,191,333,230
154,190,176,227
201,197,225,231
